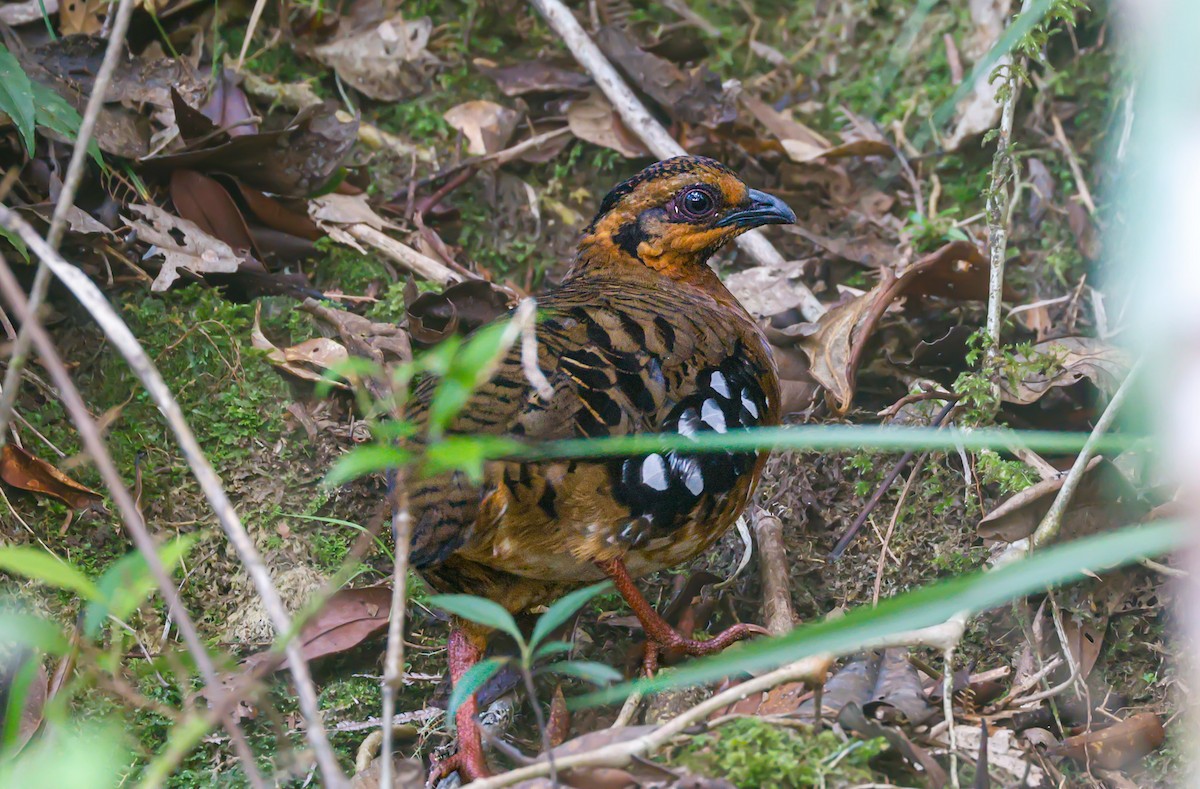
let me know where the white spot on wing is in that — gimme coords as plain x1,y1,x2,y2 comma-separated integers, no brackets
742,391,759,419
681,459,704,495
641,453,669,491
710,370,730,398
701,399,727,433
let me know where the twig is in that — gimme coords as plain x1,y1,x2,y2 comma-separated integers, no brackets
1050,113,1097,216
344,224,460,286
831,399,957,559
0,0,138,445
380,467,412,789
0,207,347,787
982,0,1033,369
529,0,826,322
466,654,834,788
872,453,927,605
752,509,793,636
943,646,958,789
413,127,573,191
1029,359,1143,548
0,253,266,789
235,0,269,70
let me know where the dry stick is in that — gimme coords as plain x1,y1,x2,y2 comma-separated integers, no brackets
752,510,794,636
380,470,412,789
529,0,826,323
466,653,834,789
0,0,138,444
1029,359,1143,548
0,208,347,787
0,256,267,789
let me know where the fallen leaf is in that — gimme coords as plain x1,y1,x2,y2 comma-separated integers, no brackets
200,69,257,137
476,60,591,96
724,262,813,318
567,91,648,158
0,444,104,512
548,684,570,748
310,13,435,101
406,279,517,349
978,458,1149,543
0,649,48,754
170,170,255,254
862,648,936,726
58,0,104,35
123,203,244,292
743,94,892,163
443,100,521,155
350,754,425,788
1056,713,1165,770
252,304,350,388
596,26,736,128
998,337,1130,405
243,586,394,671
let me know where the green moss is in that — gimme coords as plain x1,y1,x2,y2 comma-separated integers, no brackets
673,717,888,788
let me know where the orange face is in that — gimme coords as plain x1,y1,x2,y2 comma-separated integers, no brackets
580,156,796,279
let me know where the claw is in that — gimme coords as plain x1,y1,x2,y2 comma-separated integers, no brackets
641,621,766,676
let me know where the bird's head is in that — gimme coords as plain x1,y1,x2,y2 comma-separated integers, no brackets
574,156,796,283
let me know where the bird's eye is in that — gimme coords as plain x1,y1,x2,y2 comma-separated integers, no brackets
677,187,716,220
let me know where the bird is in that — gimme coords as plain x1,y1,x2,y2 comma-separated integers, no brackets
403,155,794,783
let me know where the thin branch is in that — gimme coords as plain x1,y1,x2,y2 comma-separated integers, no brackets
380,468,412,788
529,0,825,322
0,253,266,789
466,654,834,788
0,207,347,787
0,0,138,443
982,0,1033,368
1029,359,1143,548
752,510,793,636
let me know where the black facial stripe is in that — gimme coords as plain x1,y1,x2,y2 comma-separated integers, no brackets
612,220,645,259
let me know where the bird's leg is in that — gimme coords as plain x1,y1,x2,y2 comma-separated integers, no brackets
427,621,491,786
597,557,768,676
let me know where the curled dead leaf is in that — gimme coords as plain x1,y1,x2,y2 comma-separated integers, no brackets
251,304,351,389
406,279,518,349
443,100,521,156
1,444,105,512
567,91,648,158
124,203,244,292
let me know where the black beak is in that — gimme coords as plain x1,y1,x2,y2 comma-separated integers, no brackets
715,188,796,229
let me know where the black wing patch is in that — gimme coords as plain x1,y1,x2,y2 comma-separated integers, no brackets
609,350,768,547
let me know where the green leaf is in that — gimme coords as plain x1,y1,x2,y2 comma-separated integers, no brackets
543,660,623,686
0,546,98,601
574,521,1187,707
82,534,201,638
446,657,505,727
0,612,68,656
30,82,101,165
0,44,36,156
325,444,411,486
533,640,573,660
429,594,522,643
420,435,521,480
529,581,611,650
0,224,28,261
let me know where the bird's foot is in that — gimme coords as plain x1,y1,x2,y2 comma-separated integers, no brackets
642,621,770,676
427,743,491,787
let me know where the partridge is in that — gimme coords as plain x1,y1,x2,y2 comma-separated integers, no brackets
405,156,794,782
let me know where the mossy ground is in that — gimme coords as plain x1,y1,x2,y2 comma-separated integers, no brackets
0,0,1165,786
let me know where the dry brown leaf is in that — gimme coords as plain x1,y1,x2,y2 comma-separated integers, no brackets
724,263,812,318
547,684,570,748
979,458,1149,543
124,204,244,292
998,336,1130,405
567,91,648,158
310,14,435,101
1055,713,1165,770
406,279,518,349
743,94,891,164
443,100,521,156
0,444,104,512
476,60,591,96
251,304,350,389
242,586,393,672
943,0,1014,151
58,0,104,35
